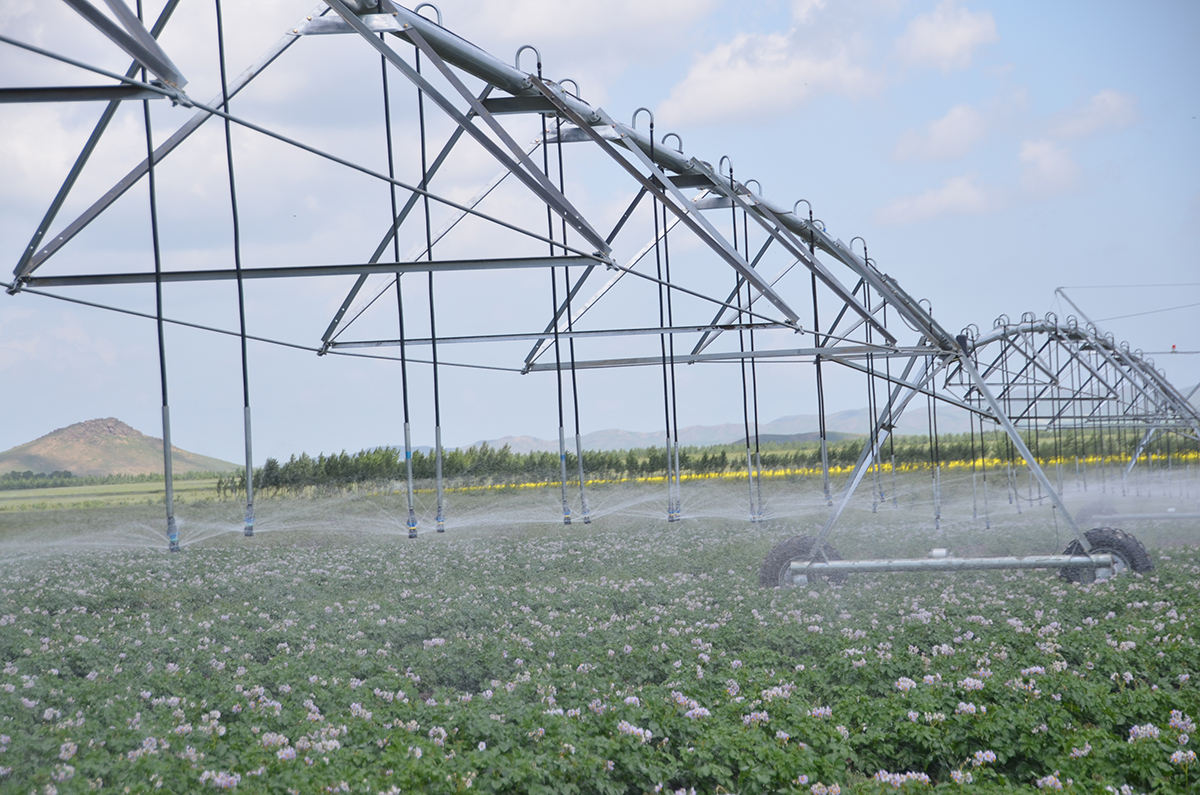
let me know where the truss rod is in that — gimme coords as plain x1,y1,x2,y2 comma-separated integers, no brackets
22,255,594,287
528,77,799,324
8,6,320,280
0,85,166,102
62,0,186,88
700,175,896,345
323,3,611,258
522,186,672,369
690,236,777,356
830,355,989,418
319,85,493,347
330,321,791,348
11,0,183,283
11,23,596,282
0,280,524,373
525,345,910,372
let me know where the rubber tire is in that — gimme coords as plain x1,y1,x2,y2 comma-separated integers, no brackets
1059,527,1153,584
759,535,845,587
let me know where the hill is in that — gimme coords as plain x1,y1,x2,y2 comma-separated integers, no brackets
0,418,237,477
474,407,971,453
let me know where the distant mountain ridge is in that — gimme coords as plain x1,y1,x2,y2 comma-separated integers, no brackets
473,407,972,454
0,418,237,477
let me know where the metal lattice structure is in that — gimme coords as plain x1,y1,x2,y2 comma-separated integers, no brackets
4,2,1197,577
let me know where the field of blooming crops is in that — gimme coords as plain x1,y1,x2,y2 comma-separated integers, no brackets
1,476,1198,793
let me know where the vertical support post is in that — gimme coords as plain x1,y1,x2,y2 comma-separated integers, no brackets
403,406,417,537
162,406,178,550
552,114,590,524
801,205,833,506
410,44,445,533
215,0,254,537
535,55,571,526
242,407,254,534
969,405,979,521
646,118,676,522
136,2,176,552
663,200,682,522
742,206,764,521
428,277,444,533
553,289,571,526
723,162,758,522
378,33,418,537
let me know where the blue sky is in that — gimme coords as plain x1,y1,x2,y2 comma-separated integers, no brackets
0,0,1197,463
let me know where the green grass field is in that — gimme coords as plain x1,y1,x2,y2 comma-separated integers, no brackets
0,477,220,511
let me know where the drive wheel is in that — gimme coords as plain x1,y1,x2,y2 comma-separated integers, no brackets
1059,527,1152,583
759,535,844,587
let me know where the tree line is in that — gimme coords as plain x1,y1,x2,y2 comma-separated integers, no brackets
213,428,1197,498
5,426,1192,495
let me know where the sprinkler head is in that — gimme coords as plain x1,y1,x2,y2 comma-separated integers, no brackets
583,515,592,525
244,505,255,537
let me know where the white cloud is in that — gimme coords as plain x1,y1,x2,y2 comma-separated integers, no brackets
896,0,997,71
877,175,988,224
457,0,718,44
0,312,117,374
1019,139,1078,195
790,0,828,23
658,31,875,126
895,103,987,160
1049,90,1137,139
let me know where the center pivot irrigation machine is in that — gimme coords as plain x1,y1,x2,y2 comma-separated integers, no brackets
4,2,1198,579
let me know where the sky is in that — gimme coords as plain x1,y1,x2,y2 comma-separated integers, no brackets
1,0,1198,465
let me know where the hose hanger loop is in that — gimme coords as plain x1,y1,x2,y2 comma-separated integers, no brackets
515,44,542,76
744,178,762,198
849,235,867,261
413,3,442,25
631,106,654,131
558,78,580,97
661,132,683,153
1044,311,1058,326
718,154,733,180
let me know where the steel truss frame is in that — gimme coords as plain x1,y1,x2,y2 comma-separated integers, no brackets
3,1,1196,574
